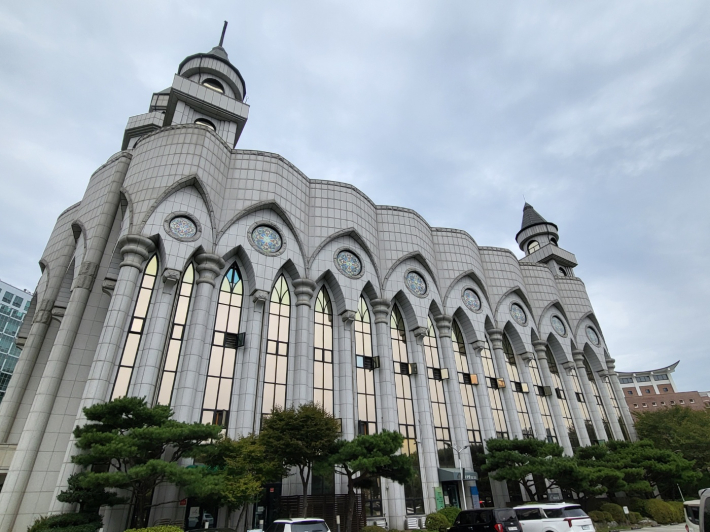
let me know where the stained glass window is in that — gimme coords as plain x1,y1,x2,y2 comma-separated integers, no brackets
314,287,334,414
111,255,158,399
262,276,291,421
201,264,243,427
452,321,481,444
355,297,377,436
156,264,194,406
169,217,197,239
390,305,424,515
252,226,282,254
510,304,527,326
424,318,454,468
336,250,362,277
404,271,427,296
502,335,534,438
586,327,600,346
480,337,509,439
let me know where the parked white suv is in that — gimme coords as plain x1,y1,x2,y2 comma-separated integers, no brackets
264,518,331,532
515,504,595,532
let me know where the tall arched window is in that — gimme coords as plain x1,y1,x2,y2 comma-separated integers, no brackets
568,365,596,443
390,305,424,515
502,334,534,438
480,336,509,439
261,276,291,421
313,287,334,414
112,255,158,399
451,321,481,445
201,264,243,427
528,352,557,443
583,358,613,441
355,297,377,436
423,318,454,468
546,348,579,448
156,264,194,406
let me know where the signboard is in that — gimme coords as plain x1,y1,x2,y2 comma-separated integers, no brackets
470,485,481,509
623,506,629,515
189,507,200,518
434,486,445,511
179,498,187,506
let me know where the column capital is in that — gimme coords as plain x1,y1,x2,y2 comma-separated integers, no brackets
32,298,55,325
572,350,586,367
532,339,548,354
71,261,100,291
562,360,576,376
251,289,270,306
194,253,225,286
340,310,356,326
487,328,504,350
412,326,427,345
520,351,534,365
372,298,392,324
118,234,156,270
293,278,317,306
161,268,181,293
435,315,453,338
605,357,616,371
470,339,486,354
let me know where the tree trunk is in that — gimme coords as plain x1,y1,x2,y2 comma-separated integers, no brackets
300,465,310,517
346,474,357,532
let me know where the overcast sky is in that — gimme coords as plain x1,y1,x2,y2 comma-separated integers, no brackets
1,1,709,391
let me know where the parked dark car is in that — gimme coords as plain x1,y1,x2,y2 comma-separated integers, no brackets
450,508,522,532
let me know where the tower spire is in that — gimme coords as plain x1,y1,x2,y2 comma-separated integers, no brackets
219,21,228,47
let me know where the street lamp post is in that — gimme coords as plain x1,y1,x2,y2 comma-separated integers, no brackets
446,442,470,510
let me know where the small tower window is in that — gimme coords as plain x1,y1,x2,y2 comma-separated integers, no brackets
558,267,567,277
527,240,540,254
194,118,216,132
202,78,225,94
550,237,558,246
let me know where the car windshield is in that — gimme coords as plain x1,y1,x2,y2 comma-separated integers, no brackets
292,521,329,532
496,509,518,521
562,507,588,518
686,505,700,525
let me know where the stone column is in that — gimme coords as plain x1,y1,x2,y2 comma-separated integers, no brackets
410,325,439,516
289,278,316,407
572,351,606,442
235,289,269,435
371,299,405,528
0,154,132,532
49,235,155,513
131,267,181,402
338,310,357,441
487,329,523,439
605,358,638,440
172,252,225,424
434,316,473,469
532,341,572,455
559,360,591,446
468,340,496,442
518,352,546,441
595,370,624,440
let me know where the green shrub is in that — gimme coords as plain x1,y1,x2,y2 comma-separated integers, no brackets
588,511,613,523
359,527,387,532
628,512,642,524
425,512,451,532
27,513,102,532
645,499,675,525
668,501,684,523
600,503,626,523
437,507,460,525
124,527,184,532
628,497,648,517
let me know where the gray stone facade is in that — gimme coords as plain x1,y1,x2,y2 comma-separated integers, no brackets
0,43,636,531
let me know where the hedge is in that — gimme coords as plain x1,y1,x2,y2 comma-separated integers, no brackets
27,514,102,532
425,513,450,532
588,511,613,523
645,499,676,525
436,507,460,526
124,527,184,532
599,503,626,523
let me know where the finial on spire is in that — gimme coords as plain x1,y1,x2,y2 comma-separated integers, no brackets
219,21,228,47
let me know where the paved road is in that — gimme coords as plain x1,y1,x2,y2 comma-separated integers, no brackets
637,524,685,532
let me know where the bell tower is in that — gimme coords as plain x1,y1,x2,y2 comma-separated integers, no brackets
516,203,578,277
122,21,250,150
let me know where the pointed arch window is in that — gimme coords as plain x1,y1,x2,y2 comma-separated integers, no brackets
355,297,377,436
157,263,195,405
424,318,454,468
480,336,509,439
583,358,614,441
262,276,291,420
568,365,597,443
314,287,334,414
201,264,243,427
452,321,481,444
502,335,534,438
605,377,630,440
112,255,158,399
390,305,424,515
546,348,579,448
528,353,557,443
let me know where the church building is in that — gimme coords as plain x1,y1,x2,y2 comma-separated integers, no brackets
0,39,636,531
